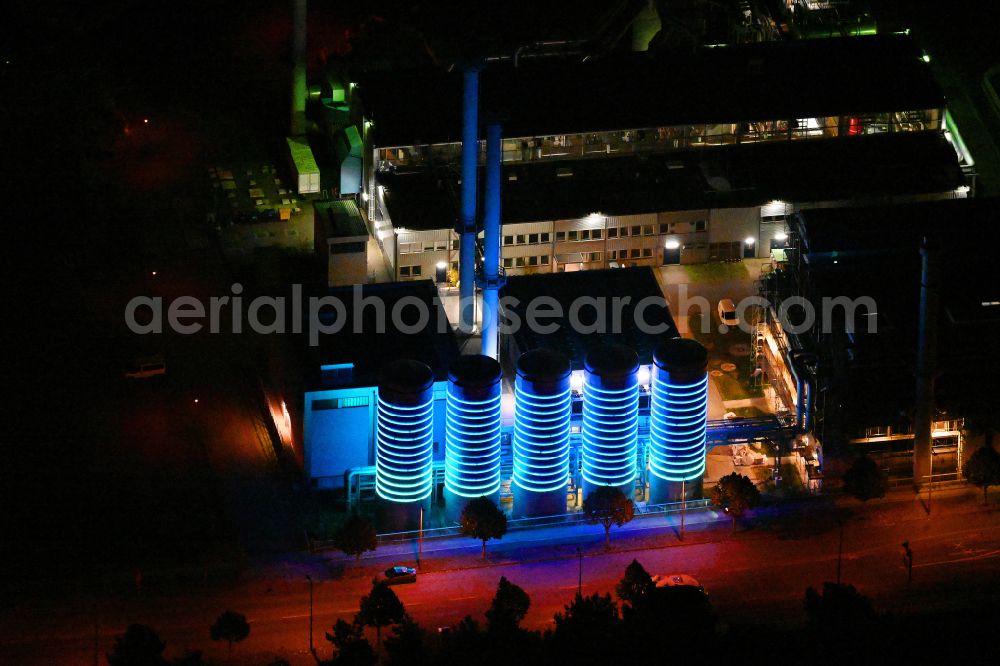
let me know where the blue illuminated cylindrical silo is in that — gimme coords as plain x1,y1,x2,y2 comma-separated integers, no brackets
582,345,640,498
649,338,708,503
376,360,435,517
512,349,572,517
444,355,502,518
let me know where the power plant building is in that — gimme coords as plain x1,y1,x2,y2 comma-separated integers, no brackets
325,35,969,283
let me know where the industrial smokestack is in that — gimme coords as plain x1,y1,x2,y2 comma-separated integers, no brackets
913,236,940,489
480,122,504,359
290,0,308,135
458,67,480,334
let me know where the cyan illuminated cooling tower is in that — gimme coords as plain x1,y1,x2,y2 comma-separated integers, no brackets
512,349,572,517
376,360,435,507
444,355,502,518
582,345,639,497
648,338,709,503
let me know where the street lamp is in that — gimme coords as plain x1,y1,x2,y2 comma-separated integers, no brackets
305,574,314,654
576,547,583,597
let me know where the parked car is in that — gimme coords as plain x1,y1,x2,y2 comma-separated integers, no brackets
651,573,705,594
383,565,417,585
124,354,166,379
717,298,739,326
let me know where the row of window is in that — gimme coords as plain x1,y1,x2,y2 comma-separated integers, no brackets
503,255,551,268
399,220,709,255
399,240,458,254
503,221,707,245
503,232,551,245
609,248,654,260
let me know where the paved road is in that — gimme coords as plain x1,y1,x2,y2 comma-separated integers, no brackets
3,488,997,664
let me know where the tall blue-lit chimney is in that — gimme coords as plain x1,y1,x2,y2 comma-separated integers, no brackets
480,122,504,359
458,67,480,334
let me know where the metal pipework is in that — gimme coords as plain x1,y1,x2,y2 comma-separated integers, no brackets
458,67,480,334
479,122,504,359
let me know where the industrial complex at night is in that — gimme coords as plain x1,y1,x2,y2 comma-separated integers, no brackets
6,1,1000,664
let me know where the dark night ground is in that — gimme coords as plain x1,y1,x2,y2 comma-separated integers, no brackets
3,0,1000,602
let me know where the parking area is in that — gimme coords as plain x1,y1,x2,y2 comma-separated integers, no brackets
657,259,772,418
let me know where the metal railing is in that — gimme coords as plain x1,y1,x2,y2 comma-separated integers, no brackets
368,498,712,544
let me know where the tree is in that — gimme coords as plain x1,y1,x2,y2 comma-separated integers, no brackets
710,472,761,530
615,559,654,606
209,609,250,655
436,616,486,666
842,455,887,502
629,585,715,644
551,593,622,663
582,486,635,546
383,614,428,666
106,624,167,666
485,576,531,634
355,580,406,655
805,582,881,658
334,514,378,561
964,444,1000,504
326,619,377,666
459,496,508,559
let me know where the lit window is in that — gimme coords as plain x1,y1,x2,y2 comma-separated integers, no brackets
423,243,434,252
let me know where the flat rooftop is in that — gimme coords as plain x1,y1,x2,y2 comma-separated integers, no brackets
378,132,964,231
314,199,367,238
358,35,942,147
500,267,677,368
301,280,460,391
